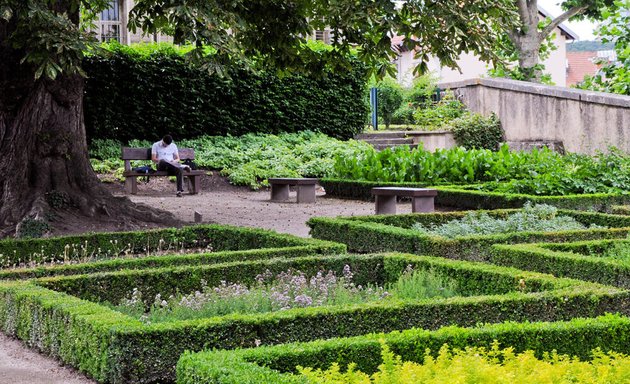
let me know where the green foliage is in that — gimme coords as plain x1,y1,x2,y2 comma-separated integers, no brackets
300,342,630,383
16,218,50,239
331,145,630,196
451,112,504,150
89,131,372,188
84,43,368,142
177,314,630,383
412,92,467,130
375,78,404,129
575,1,630,95
413,203,598,238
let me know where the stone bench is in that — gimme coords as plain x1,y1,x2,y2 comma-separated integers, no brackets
268,178,319,203
121,147,205,194
371,187,438,214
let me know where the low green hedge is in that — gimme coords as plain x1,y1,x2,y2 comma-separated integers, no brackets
612,205,630,215
307,208,630,260
0,244,345,280
176,314,630,384
320,179,630,211
0,224,338,269
2,253,628,383
491,239,630,288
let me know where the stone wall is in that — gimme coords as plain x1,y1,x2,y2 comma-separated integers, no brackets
439,78,630,154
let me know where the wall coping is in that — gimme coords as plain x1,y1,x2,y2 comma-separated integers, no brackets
438,78,630,108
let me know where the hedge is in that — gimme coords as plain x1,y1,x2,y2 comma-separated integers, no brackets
0,244,345,280
83,46,368,142
2,253,628,383
491,239,630,288
307,208,630,260
319,179,630,211
176,314,630,383
0,224,340,269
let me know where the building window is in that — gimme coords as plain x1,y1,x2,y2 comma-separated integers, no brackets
98,0,122,42
314,29,332,45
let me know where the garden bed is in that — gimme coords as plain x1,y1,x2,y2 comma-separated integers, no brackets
2,253,627,383
177,314,630,384
307,208,630,260
0,224,342,270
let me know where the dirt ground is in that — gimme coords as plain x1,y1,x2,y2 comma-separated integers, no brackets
0,173,420,383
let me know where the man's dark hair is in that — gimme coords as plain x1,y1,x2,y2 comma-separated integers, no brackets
162,135,173,145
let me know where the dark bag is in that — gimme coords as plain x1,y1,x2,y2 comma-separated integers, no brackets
182,159,198,170
132,165,155,174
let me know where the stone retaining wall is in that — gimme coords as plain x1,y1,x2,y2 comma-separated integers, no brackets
439,78,630,154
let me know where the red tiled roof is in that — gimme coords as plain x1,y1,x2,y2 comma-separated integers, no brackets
566,51,602,86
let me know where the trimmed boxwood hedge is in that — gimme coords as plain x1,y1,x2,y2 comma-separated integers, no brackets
491,239,630,288
84,47,368,142
319,178,630,211
176,314,630,384
307,208,630,260
2,253,628,383
0,224,342,269
0,244,344,280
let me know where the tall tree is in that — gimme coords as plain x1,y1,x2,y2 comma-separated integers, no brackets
508,0,614,82
0,0,516,237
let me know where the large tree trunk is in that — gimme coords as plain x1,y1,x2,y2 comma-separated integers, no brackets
510,0,544,83
0,20,180,238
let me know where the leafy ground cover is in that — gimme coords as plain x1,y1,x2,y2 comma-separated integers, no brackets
299,342,630,383
412,203,602,238
114,265,458,323
89,131,371,188
331,145,630,195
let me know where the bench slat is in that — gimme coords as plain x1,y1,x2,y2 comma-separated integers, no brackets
371,187,437,197
268,178,319,185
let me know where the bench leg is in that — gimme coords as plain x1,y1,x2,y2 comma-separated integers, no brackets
270,184,290,201
412,196,435,213
375,195,397,214
188,175,200,194
297,184,316,203
125,177,138,194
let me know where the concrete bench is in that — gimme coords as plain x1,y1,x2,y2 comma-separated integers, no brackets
268,178,319,203
371,187,438,214
121,147,205,195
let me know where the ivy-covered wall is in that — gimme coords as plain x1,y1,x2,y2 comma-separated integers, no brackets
83,45,368,142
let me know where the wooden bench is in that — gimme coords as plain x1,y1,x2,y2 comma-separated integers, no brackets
121,147,205,195
268,178,319,203
371,187,438,214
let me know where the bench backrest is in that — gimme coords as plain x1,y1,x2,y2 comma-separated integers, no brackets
121,147,195,171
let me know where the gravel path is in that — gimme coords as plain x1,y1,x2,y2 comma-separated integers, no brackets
0,179,416,383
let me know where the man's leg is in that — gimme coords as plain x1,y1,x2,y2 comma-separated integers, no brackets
157,160,184,193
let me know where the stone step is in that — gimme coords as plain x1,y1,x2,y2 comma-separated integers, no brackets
355,131,408,140
364,138,415,145
372,143,418,151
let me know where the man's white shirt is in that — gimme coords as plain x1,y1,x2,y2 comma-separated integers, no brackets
152,141,179,162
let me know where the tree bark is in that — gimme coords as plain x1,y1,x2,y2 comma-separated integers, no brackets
510,0,544,82
0,15,180,238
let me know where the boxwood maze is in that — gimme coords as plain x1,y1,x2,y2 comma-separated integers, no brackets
176,314,630,384
492,239,630,288
0,224,343,269
307,208,630,259
319,178,630,212
2,253,629,383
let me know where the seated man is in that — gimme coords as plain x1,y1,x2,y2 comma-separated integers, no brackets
151,134,190,197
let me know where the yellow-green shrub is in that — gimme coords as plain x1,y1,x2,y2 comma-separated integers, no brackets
300,341,630,383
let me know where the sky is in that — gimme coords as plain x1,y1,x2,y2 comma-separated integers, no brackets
538,0,599,40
